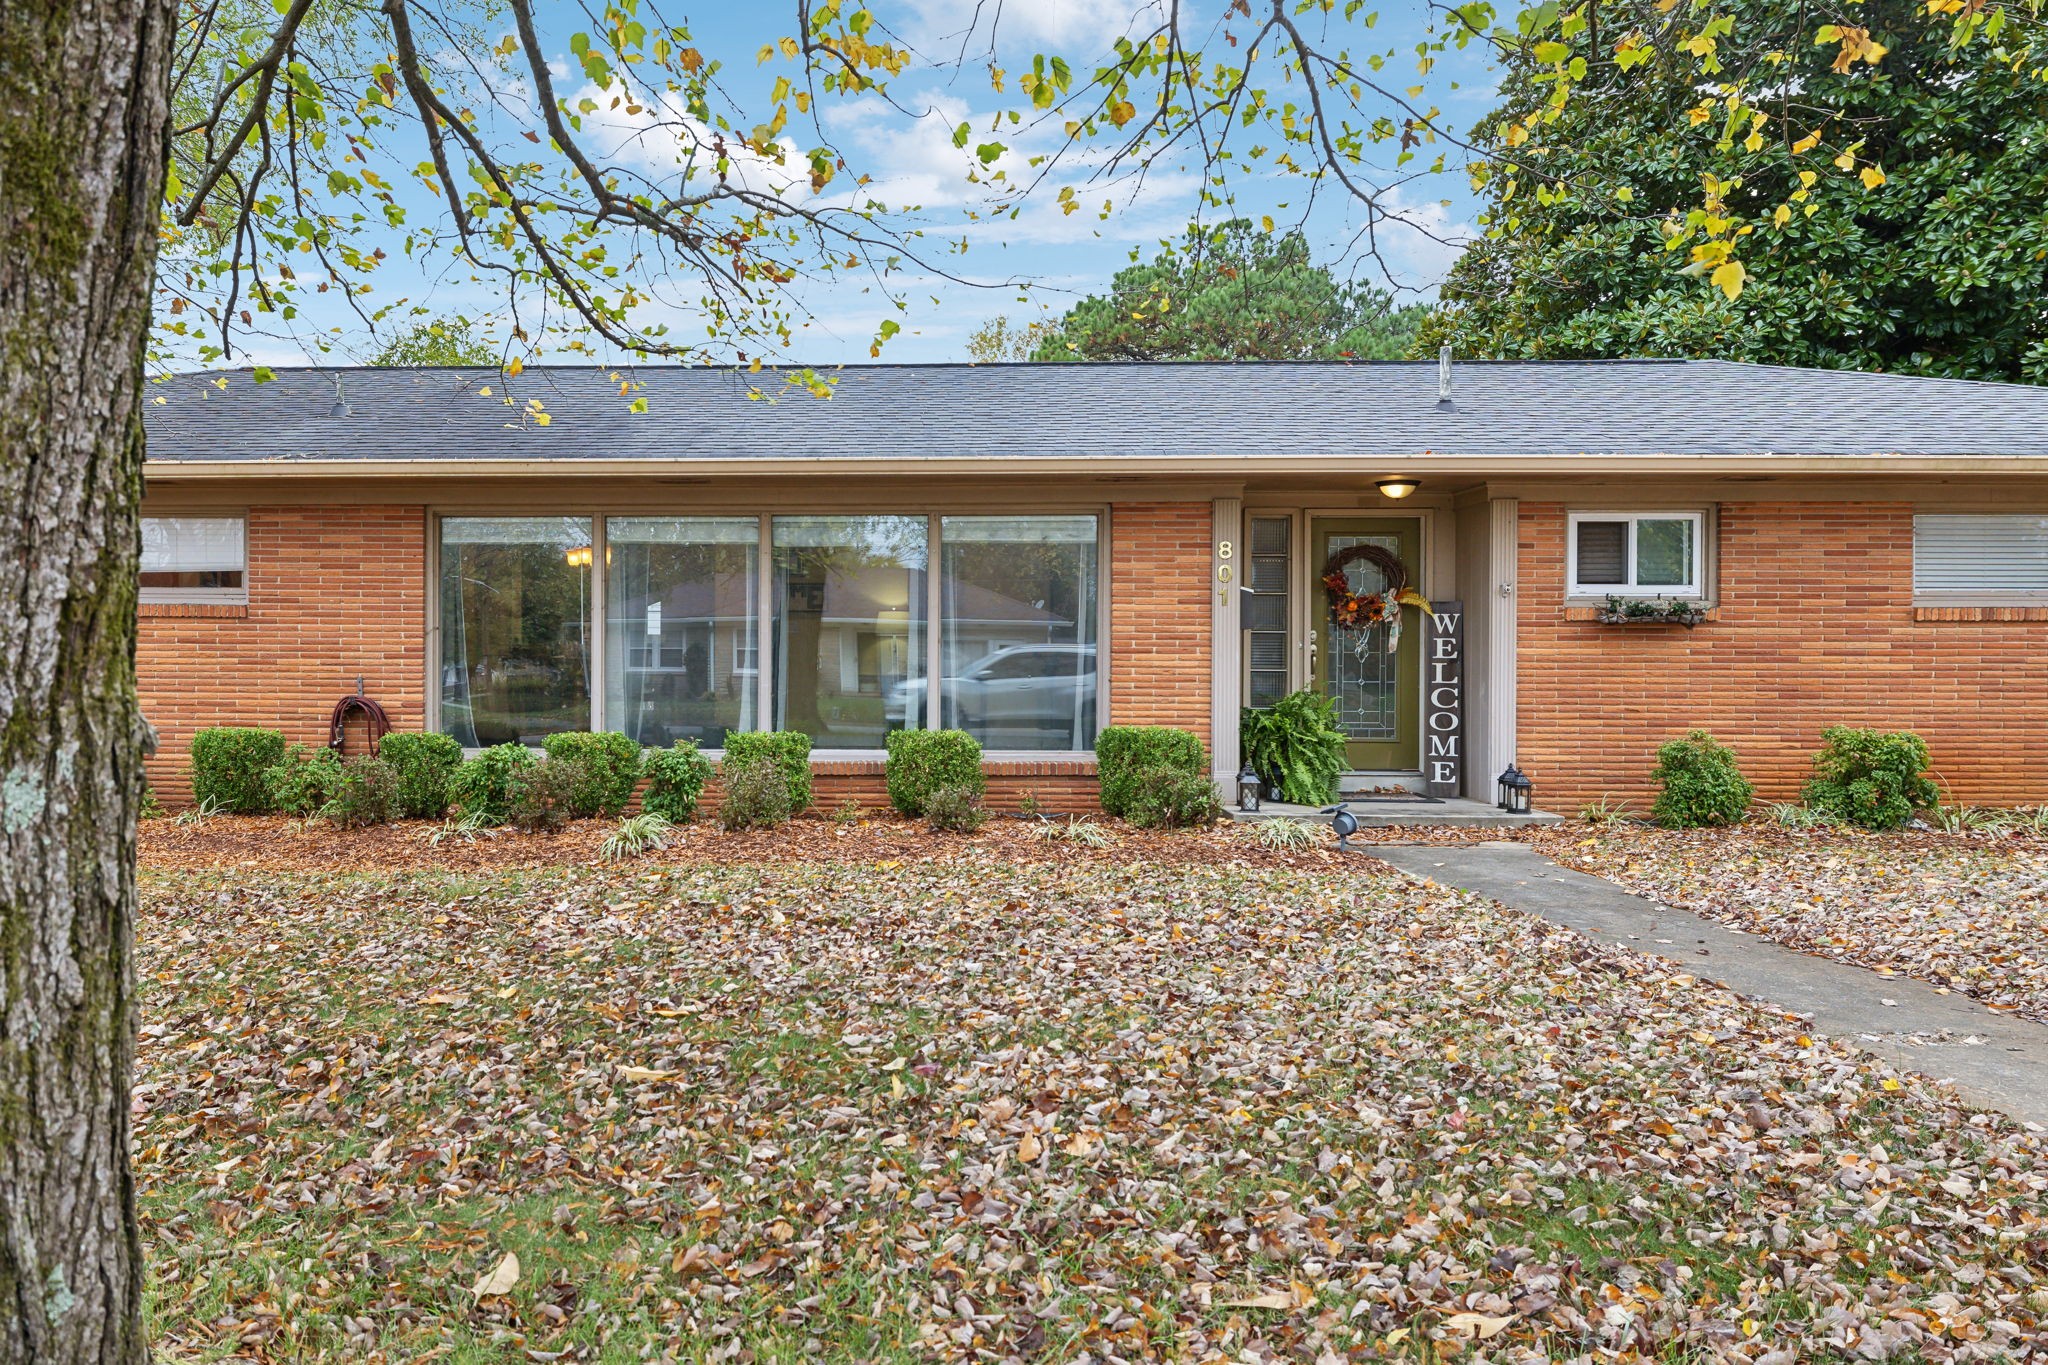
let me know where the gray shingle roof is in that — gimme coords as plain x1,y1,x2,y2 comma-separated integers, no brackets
142,359,2048,463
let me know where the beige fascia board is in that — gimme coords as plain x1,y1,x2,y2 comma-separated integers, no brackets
142,452,2048,482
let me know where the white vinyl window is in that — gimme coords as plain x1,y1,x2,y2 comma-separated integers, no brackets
1568,512,1704,598
1914,514,2048,603
140,516,247,603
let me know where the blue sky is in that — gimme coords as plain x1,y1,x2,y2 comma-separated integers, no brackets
218,2,1505,369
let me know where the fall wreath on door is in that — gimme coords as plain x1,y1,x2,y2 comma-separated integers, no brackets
1321,543,1432,659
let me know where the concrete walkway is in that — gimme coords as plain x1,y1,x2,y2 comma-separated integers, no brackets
1372,841,2048,1128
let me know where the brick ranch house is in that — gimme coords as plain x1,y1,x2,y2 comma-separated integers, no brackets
137,360,2048,813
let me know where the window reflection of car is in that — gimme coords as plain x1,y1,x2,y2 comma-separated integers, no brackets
886,644,1096,732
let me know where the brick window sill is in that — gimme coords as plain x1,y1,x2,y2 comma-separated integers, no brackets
1913,606,2048,622
139,601,249,619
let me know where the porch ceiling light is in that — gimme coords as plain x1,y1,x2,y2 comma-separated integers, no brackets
1376,477,1420,500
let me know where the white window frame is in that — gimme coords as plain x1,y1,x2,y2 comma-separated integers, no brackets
139,514,248,605
1567,511,1705,600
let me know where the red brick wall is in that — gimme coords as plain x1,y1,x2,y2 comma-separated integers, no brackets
1518,501,2048,808
1109,502,1212,742
140,505,427,803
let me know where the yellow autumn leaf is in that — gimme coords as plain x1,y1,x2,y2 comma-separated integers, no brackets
505,355,523,377
1261,215,1275,233
1798,169,1818,188
1860,165,1886,189
1792,130,1822,154
1616,186,1635,203
1773,204,1791,228
1710,260,1747,299
1503,121,1529,147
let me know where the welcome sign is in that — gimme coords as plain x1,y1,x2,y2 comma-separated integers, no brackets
1425,602,1464,798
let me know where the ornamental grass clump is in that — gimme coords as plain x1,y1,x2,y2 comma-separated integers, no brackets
541,731,643,817
1650,730,1754,829
1095,725,1205,817
600,812,676,861
885,729,984,816
1239,690,1347,806
190,726,288,814
641,741,713,823
378,732,463,820
1804,727,1939,831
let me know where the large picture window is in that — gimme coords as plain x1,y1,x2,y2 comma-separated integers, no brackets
435,510,1103,752
940,515,1099,750
606,517,760,747
439,517,592,747
772,515,927,747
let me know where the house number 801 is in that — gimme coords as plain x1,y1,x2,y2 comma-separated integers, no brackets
1217,540,1233,603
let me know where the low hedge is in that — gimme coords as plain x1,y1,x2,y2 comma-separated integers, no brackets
263,743,345,817
642,741,714,823
378,732,463,820
190,726,288,813
541,731,643,817
884,729,984,816
1095,725,1206,817
722,731,812,813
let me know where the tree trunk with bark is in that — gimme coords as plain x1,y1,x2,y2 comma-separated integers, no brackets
0,3,175,1360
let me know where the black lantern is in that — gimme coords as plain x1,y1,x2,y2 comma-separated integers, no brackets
1498,765,1533,816
1237,761,1262,812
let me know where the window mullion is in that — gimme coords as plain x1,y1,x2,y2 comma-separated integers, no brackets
756,513,773,734
590,515,607,732
927,513,942,731
1624,517,1639,592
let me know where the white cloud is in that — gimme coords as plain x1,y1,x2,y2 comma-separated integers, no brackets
893,0,1166,54
565,80,813,202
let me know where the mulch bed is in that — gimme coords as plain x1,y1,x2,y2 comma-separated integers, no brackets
138,810,1498,875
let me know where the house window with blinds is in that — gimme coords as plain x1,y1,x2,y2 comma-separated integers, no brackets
1567,512,1704,598
140,516,247,603
1242,516,1292,708
1914,515,2048,602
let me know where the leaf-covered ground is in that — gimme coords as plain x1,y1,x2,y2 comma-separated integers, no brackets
136,857,2047,1362
1531,826,2048,1027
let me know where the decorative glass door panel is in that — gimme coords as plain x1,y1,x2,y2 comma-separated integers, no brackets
1309,517,1422,773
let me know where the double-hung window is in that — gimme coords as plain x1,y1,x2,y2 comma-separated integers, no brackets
1913,515,2048,603
140,516,246,603
1568,512,1704,598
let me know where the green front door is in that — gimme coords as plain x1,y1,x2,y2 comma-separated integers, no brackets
1309,517,1422,773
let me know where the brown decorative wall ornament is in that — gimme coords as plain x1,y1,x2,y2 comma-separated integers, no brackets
1321,544,1432,658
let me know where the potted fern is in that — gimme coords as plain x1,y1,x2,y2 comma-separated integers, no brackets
1240,691,1348,806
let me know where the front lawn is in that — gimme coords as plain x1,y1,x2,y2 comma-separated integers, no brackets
134,855,2046,1361
1535,825,2048,1026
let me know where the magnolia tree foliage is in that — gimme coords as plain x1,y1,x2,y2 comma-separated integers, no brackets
1423,0,2048,380
152,0,2040,386
1031,219,1429,361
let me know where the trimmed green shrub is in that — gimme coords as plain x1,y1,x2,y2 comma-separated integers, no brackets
541,731,643,817
378,732,463,820
884,729,984,816
507,757,586,833
723,731,812,813
642,741,714,823
1649,730,1754,829
718,757,794,831
190,726,288,814
924,784,987,833
1124,765,1225,829
264,743,345,817
449,743,536,825
1095,725,1206,817
325,756,399,828
1804,727,1939,831
1240,690,1348,806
